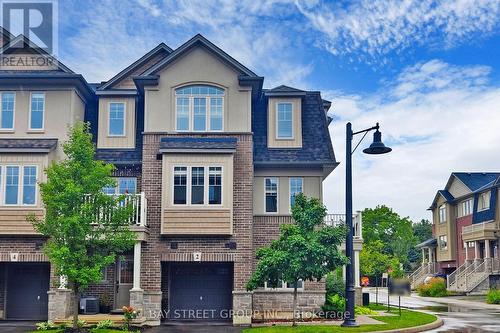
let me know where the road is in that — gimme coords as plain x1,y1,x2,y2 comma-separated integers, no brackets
366,287,500,332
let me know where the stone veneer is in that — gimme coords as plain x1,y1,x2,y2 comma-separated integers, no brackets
252,291,325,320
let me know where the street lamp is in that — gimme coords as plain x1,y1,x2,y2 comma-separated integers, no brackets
342,122,391,327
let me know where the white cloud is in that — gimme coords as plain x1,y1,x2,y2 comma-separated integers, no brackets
323,59,500,221
296,0,500,59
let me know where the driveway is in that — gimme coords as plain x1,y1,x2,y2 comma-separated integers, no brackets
366,287,500,332
0,321,38,333
148,323,243,333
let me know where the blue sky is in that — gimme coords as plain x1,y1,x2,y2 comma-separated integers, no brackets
56,0,500,221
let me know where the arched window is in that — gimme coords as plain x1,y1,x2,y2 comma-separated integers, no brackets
175,85,224,131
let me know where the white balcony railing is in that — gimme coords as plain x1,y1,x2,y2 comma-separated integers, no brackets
462,220,498,234
324,212,362,239
85,192,147,227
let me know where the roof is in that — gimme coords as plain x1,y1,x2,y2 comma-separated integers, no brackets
416,238,437,248
95,149,142,165
0,138,57,152
159,137,237,153
253,91,337,174
428,190,455,210
264,85,306,97
452,172,500,192
143,34,258,77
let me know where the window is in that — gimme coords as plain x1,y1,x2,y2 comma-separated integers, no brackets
265,177,278,213
289,177,303,209
467,241,475,248
30,93,44,130
1,92,15,130
276,102,293,139
119,258,133,284
173,166,223,206
108,102,125,136
478,191,490,211
460,199,472,217
23,166,37,205
173,167,187,205
175,85,224,131
209,167,222,205
438,235,448,250
5,166,19,204
191,167,205,205
438,204,446,223
102,177,137,195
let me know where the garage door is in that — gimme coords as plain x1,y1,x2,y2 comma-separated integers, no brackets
169,263,233,321
7,263,50,320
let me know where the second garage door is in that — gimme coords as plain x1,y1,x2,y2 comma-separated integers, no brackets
169,262,233,321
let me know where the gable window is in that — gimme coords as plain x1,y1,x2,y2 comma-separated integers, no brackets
173,166,223,206
478,191,490,211
1,92,15,130
460,199,472,217
108,102,125,136
438,235,447,250
289,177,303,209
265,177,278,213
30,92,45,130
173,167,187,205
438,204,446,223
103,177,137,195
276,102,293,139
175,85,224,132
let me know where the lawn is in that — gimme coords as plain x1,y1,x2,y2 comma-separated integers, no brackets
30,330,133,333
242,307,437,333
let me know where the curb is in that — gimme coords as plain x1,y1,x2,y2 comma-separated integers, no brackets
369,316,443,333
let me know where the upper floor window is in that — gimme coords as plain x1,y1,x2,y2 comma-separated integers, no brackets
175,85,224,132
103,177,137,195
108,102,125,136
438,204,446,223
265,177,278,213
460,199,472,217
0,165,37,206
478,191,490,211
276,102,293,139
0,92,15,130
30,92,45,130
173,165,223,206
438,235,447,250
289,177,303,209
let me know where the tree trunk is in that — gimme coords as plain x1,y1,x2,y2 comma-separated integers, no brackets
72,284,79,329
292,284,298,326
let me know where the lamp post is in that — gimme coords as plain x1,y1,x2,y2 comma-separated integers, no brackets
342,122,391,327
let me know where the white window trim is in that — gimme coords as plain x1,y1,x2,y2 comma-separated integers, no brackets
275,102,294,140
171,165,224,207
0,91,15,131
438,204,446,223
107,102,126,137
264,177,279,214
264,280,304,291
174,86,225,132
28,92,45,131
289,177,303,212
1,164,38,206
478,191,490,212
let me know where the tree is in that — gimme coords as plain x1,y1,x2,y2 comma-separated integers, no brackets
362,206,416,269
408,219,433,268
28,122,136,328
246,194,348,326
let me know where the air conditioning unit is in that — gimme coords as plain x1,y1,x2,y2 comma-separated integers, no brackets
80,297,99,314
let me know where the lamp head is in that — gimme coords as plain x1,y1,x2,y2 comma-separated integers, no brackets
363,129,392,155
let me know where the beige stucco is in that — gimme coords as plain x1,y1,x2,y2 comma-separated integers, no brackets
448,177,471,199
161,153,234,235
267,97,302,148
144,46,252,133
0,89,85,159
253,174,322,215
433,195,457,262
97,97,136,149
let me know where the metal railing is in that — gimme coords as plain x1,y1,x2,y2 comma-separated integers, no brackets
447,261,469,289
84,192,147,227
324,211,362,239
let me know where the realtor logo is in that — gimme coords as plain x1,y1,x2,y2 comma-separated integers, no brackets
0,0,58,54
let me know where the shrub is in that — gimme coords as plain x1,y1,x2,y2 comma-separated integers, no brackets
486,289,500,304
417,277,448,297
326,271,345,298
96,319,114,329
322,294,346,312
76,319,86,328
355,306,378,315
35,321,57,330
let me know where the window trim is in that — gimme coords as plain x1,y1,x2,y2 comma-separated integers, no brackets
289,177,303,212
1,164,38,207
107,102,126,137
171,165,224,207
0,91,16,131
438,204,446,223
275,102,294,140
264,177,279,214
478,191,490,211
438,235,448,251
28,92,45,131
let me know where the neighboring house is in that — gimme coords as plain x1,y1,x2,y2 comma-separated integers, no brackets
411,172,500,294
0,32,363,325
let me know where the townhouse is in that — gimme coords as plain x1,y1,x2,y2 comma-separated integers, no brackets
411,172,500,294
0,31,363,325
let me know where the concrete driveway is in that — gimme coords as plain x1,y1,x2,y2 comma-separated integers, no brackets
0,321,37,333
149,323,243,333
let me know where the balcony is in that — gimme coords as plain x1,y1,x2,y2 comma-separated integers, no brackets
324,213,363,239
462,220,499,242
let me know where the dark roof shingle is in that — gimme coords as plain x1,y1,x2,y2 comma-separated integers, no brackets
159,137,237,152
0,138,57,152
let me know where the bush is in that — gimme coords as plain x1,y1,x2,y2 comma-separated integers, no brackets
486,289,500,304
322,294,346,312
417,277,448,297
76,319,87,328
96,319,114,329
326,270,345,298
35,321,57,330
355,306,378,315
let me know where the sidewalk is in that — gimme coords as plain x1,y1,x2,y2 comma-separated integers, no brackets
413,294,500,310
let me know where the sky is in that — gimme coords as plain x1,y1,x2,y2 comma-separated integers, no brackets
56,0,500,222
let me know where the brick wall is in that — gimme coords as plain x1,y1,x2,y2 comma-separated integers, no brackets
456,215,473,266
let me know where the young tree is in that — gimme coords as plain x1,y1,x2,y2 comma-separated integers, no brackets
28,122,136,328
246,194,348,326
